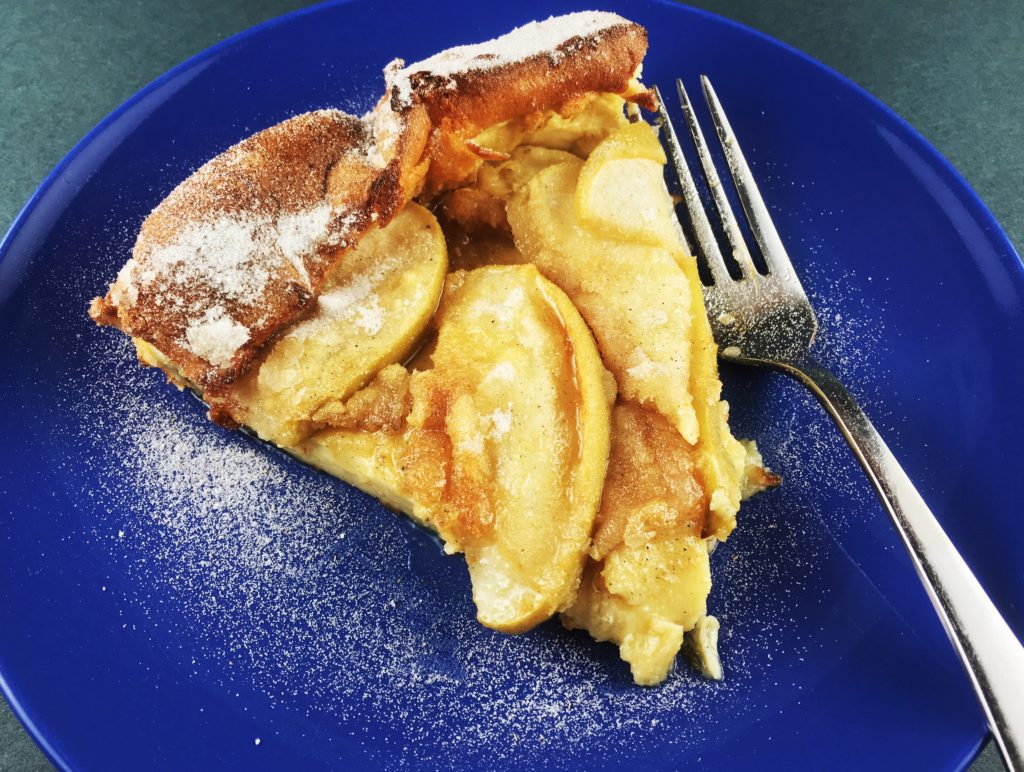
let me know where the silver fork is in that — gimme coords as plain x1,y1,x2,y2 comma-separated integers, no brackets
656,77,1024,770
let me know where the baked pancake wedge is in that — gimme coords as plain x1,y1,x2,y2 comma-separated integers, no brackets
90,11,775,684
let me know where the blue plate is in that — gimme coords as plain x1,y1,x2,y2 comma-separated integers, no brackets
1,1,1022,769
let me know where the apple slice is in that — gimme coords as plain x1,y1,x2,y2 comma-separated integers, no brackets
507,156,702,445
506,126,754,538
574,121,679,249
301,265,614,634
226,202,447,445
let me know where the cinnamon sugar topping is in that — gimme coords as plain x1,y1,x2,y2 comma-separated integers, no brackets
93,108,407,389
122,202,337,366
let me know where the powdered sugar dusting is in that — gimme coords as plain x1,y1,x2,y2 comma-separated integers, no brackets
299,255,402,339
184,307,250,367
135,216,273,305
276,203,332,290
122,202,341,365
386,11,628,106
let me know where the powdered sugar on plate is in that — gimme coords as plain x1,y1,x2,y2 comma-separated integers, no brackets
68,330,840,767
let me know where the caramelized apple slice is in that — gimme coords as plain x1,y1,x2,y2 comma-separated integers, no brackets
497,124,768,682
507,155,702,444
300,265,614,633
506,125,754,538
562,401,774,684
579,124,754,536
225,202,447,445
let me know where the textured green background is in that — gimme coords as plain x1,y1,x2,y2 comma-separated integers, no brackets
1,1,1019,769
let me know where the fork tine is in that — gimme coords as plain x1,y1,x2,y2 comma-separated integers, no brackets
653,86,730,286
675,78,761,281
700,76,808,294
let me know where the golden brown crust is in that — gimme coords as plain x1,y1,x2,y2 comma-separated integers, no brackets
87,295,119,327
393,22,646,135
90,107,430,397
90,12,647,397
590,401,708,561
386,15,648,193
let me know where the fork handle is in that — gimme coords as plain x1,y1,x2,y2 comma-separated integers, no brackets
780,359,1024,771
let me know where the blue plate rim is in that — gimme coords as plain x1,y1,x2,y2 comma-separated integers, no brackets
0,1,1017,768
660,0,1024,278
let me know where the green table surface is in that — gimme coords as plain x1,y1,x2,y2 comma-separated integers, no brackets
1,1,1020,769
